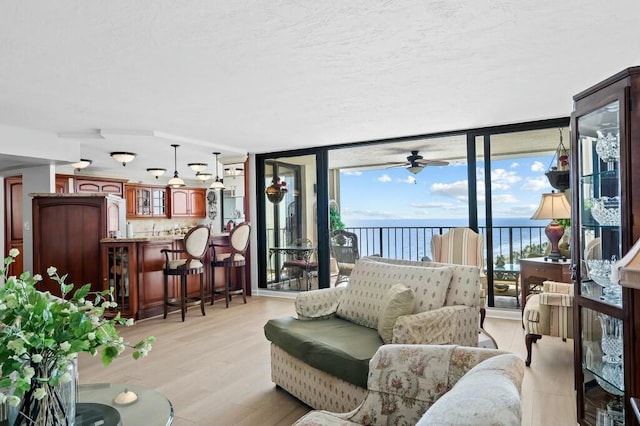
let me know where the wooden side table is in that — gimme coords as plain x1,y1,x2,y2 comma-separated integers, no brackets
518,257,572,312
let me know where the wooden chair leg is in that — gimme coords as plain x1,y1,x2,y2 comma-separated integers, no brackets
180,275,187,322
479,307,486,329
525,333,541,367
225,266,230,308
163,274,169,319
211,265,216,306
241,264,247,304
199,273,206,316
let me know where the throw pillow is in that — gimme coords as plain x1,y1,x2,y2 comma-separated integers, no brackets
377,283,415,343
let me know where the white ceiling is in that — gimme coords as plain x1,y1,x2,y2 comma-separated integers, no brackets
1,1,639,179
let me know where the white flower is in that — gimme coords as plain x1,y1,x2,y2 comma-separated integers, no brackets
5,294,18,309
8,248,19,258
23,303,33,310
69,304,78,313
7,395,20,407
59,341,71,352
59,372,72,384
101,301,112,309
7,339,25,355
0,302,6,310
78,297,85,304
126,318,135,327
46,266,57,276
33,387,47,400
33,274,42,282
84,300,94,308
31,354,43,363
0,393,6,404
23,367,35,380
87,332,96,341
14,282,23,290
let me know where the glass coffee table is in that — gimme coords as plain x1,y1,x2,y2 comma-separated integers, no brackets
78,383,174,425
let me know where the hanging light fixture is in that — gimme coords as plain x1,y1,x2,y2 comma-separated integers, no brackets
146,168,166,179
71,159,92,172
167,144,185,188
188,163,208,173
110,152,137,166
224,167,243,177
209,152,225,190
196,172,212,181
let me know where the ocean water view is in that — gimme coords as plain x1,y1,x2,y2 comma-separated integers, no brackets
343,217,550,262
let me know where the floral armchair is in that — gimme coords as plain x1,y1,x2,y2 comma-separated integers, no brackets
292,344,524,426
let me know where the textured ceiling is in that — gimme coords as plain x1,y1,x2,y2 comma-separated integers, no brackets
1,1,639,178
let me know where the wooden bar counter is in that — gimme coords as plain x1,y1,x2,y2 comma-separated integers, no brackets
101,233,236,319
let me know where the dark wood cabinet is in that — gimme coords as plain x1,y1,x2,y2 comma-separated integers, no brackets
519,257,572,312
125,184,167,218
571,67,640,426
32,194,123,297
169,187,206,218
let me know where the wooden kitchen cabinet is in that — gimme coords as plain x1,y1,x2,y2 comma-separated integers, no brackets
125,184,167,218
168,187,206,218
74,177,125,197
32,194,123,297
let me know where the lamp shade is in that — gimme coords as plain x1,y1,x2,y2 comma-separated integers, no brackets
209,179,224,190
146,168,166,179
110,152,136,166
168,176,185,188
196,172,212,181
531,191,571,220
188,163,208,173
407,165,423,174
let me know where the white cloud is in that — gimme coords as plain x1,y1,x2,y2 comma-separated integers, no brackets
378,174,392,182
510,162,519,168
492,193,519,204
521,176,551,191
431,180,469,197
531,161,546,172
399,176,416,184
491,169,521,190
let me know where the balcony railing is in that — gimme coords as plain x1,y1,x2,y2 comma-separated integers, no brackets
267,224,549,275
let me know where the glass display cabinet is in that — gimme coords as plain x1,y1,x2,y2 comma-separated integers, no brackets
571,67,640,426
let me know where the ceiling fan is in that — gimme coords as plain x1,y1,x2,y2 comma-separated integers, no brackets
389,150,449,174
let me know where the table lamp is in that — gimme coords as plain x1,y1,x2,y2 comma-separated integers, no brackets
531,191,571,261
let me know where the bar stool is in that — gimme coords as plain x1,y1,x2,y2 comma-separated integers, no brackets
161,225,211,321
211,222,251,307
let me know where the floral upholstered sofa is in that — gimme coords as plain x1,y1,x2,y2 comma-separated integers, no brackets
293,344,525,426
264,256,482,413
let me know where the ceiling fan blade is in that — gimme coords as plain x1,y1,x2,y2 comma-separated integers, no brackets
416,159,449,166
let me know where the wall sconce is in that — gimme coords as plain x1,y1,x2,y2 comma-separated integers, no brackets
110,152,137,166
196,172,212,181
146,168,166,179
209,152,225,190
188,163,208,173
167,144,185,188
71,159,92,172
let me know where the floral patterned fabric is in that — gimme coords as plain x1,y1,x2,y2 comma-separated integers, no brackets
392,305,478,347
292,344,524,426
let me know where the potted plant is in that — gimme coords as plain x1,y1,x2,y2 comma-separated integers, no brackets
0,249,155,425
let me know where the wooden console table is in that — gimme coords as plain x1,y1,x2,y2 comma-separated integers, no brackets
518,257,572,312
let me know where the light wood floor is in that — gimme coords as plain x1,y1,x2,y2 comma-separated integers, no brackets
78,297,577,426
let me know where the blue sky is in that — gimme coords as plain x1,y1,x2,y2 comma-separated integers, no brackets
338,154,557,223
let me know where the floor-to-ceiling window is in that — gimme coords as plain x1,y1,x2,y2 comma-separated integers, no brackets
255,118,569,312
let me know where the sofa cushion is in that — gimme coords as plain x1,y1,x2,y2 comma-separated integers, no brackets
417,353,524,426
264,316,382,388
336,257,453,329
377,283,415,344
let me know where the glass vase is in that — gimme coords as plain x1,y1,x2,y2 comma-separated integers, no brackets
8,358,77,426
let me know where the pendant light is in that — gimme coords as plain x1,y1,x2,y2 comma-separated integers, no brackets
209,152,225,190
167,144,185,188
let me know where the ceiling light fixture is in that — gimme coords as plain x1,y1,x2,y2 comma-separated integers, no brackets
110,152,137,166
188,163,208,173
407,165,424,174
196,172,212,181
224,167,243,177
71,159,92,171
146,168,166,179
209,152,225,190
167,144,185,188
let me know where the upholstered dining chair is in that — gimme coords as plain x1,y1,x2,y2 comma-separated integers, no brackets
431,227,487,326
161,224,211,321
211,222,251,307
280,238,318,290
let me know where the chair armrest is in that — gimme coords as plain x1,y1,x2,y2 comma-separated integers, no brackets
538,292,573,307
392,305,478,345
542,280,572,294
295,287,346,319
